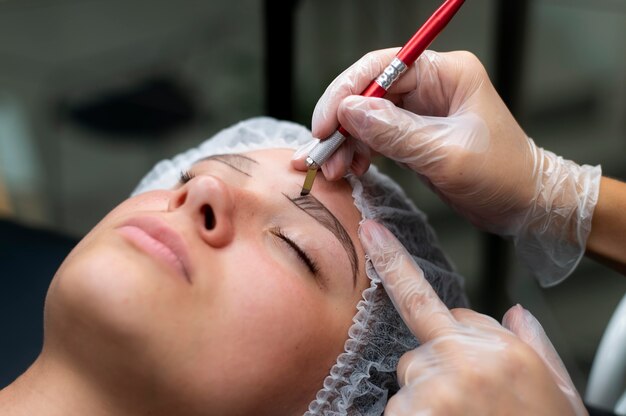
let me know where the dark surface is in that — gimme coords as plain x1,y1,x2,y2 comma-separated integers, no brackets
263,0,299,121
477,0,530,318
587,404,619,416
65,75,198,138
0,219,78,387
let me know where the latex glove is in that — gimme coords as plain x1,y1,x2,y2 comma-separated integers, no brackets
358,219,588,416
293,49,601,286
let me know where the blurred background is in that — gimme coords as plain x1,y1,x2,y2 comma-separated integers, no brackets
0,0,624,406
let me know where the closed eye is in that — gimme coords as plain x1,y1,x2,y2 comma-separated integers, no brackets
271,227,320,276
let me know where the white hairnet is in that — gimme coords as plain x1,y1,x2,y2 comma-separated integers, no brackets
132,117,468,415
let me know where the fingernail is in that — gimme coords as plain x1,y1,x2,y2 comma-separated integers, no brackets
292,140,318,161
358,220,389,249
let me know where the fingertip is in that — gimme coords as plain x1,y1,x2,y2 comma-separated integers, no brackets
291,140,318,171
291,156,308,171
503,305,546,342
501,304,525,331
358,219,395,255
357,219,376,244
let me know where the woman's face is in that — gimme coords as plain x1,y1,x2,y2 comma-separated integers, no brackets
45,148,368,415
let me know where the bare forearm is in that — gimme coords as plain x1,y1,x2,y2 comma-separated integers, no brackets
586,176,626,274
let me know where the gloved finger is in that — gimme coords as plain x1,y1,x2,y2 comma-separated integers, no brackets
312,47,400,140
502,305,583,406
338,95,484,169
359,219,456,342
320,137,372,179
387,50,487,116
312,49,465,139
338,95,442,165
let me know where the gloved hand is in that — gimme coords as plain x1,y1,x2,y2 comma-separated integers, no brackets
358,219,588,416
293,48,601,286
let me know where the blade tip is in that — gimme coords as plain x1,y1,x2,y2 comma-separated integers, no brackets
300,168,317,196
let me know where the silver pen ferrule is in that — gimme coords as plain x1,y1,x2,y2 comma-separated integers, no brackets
306,130,347,168
374,57,408,90
305,156,320,170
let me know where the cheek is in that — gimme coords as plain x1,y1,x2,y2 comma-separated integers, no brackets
206,249,337,359
183,243,355,408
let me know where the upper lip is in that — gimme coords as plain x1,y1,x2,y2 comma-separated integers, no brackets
121,216,192,283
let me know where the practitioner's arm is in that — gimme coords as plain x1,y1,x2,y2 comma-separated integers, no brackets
586,177,626,274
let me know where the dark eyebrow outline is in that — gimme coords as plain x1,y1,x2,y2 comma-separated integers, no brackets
195,153,259,176
283,193,359,287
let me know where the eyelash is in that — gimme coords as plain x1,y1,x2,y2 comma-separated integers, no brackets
272,227,320,276
179,170,195,184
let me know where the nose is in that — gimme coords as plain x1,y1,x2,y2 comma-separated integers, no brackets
168,174,235,247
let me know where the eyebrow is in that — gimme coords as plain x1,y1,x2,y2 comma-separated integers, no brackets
197,153,359,286
196,153,258,176
284,193,359,287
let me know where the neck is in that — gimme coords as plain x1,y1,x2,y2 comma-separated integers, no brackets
0,352,119,416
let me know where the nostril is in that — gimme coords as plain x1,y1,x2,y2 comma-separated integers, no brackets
203,204,216,230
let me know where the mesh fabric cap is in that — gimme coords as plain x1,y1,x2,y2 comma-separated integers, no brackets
132,117,468,415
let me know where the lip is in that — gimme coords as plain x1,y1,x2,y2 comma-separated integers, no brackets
117,216,192,284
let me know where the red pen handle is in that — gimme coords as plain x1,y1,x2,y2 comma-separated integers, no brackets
309,0,465,166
